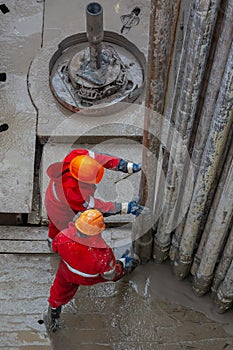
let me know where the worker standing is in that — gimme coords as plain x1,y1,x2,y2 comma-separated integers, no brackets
45,148,147,245
45,209,140,332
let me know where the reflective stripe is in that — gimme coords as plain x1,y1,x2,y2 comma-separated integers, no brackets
127,162,133,174
88,150,95,159
86,196,95,209
63,260,99,278
52,182,60,202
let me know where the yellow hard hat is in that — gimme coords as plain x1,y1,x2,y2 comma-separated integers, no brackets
75,209,106,236
70,155,104,184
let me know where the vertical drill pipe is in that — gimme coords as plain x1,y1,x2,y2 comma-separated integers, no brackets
214,260,233,313
212,223,233,294
86,2,104,70
171,0,233,265
154,0,220,264
176,39,233,279
191,139,233,296
132,0,181,262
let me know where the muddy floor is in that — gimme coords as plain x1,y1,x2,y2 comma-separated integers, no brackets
1,246,233,350
46,261,233,350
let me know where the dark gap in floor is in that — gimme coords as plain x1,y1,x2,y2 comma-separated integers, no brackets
0,123,9,132
0,4,10,14
0,72,7,81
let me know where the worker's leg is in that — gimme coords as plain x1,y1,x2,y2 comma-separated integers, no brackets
47,262,79,331
48,262,79,308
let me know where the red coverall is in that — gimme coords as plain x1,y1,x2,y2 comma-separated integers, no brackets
48,222,125,308
45,149,121,240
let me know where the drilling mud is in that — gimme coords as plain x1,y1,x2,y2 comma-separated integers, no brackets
46,260,233,350
1,245,233,349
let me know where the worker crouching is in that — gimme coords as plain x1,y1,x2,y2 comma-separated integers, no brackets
46,209,140,332
45,148,145,246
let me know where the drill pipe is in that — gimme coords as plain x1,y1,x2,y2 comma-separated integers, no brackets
86,2,104,70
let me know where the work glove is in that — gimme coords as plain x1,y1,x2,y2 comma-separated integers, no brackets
117,159,141,174
121,201,150,217
118,249,140,273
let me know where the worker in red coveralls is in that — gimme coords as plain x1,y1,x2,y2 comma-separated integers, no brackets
46,209,140,332
45,148,146,247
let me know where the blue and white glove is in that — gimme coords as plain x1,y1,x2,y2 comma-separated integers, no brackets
118,249,140,273
121,201,150,217
117,159,141,174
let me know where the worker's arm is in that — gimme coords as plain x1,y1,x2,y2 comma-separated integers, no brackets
62,178,117,214
93,199,150,217
99,249,140,281
117,249,140,274
65,186,118,213
65,179,149,216
98,249,126,281
78,194,148,216
96,153,141,174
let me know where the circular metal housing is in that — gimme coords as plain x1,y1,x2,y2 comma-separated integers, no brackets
49,31,146,114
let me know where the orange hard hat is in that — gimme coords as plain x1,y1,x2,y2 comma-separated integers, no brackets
70,155,104,184
75,209,106,236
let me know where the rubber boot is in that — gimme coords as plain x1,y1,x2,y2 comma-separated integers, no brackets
47,305,62,332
